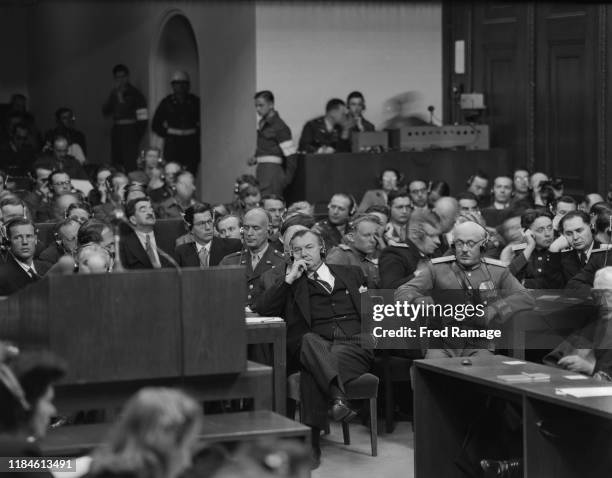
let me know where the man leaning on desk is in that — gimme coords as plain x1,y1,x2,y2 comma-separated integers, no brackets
395,221,534,358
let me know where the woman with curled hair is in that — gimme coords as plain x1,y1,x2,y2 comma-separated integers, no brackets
87,388,202,478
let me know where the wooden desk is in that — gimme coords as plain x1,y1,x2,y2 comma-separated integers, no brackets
287,149,508,210
246,320,286,415
42,411,310,456
413,355,612,477
55,361,273,418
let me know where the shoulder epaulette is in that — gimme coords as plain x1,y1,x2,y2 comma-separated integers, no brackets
511,243,527,252
272,249,285,257
482,257,506,267
387,240,409,248
592,244,612,253
431,255,455,264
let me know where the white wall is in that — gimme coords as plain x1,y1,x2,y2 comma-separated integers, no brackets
255,1,443,140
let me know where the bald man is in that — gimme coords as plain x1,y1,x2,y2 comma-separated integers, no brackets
432,196,459,255
395,221,533,358
219,207,285,308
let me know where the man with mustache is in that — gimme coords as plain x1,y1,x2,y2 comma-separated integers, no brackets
119,197,172,269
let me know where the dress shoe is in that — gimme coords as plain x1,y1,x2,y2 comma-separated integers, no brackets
329,398,357,422
480,458,523,478
311,445,321,470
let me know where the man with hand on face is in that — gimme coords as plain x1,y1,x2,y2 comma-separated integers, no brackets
119,197,171,269
0,218,50,295
501,209,564,289
255,229,373,469
380,210,441,289
345,91,375,133
298,99,351,154
313,193,354,250
175,203,241,267
466,171,490,208
326,214,381,289
38,218,80,265
219,207,285,308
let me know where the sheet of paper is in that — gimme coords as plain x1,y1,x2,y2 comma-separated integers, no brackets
555,386,612,398
502,360,526,365
245,316,283,324
563,375,589,380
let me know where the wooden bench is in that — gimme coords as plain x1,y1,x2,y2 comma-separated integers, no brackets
41,411,310,456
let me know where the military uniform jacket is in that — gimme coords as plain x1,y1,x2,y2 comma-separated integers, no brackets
219,244,286,306
152,93,200,137
312,219,346,250
298,116,350,153
379,239,426,289
509,245,565,289
395,255,534,326
256,109,296,159
566,244,612,292
326,244,380,289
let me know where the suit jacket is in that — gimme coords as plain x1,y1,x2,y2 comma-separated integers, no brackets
254,263,365,359
219,244,286,306
175,237,242,267
119,229,173,270
0,256,50,296
560,240,602,283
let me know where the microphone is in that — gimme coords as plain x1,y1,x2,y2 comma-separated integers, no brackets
427,105,435,125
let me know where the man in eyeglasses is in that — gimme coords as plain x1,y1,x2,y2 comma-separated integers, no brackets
395,221,533,359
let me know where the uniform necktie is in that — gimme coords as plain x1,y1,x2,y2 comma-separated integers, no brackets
198,246,209,267
251,253,260,270
145,234,161,269
313,271,333,294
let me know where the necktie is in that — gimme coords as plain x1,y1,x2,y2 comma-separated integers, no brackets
145,234,161,269
198,246,209,267
579,251,587,266
26,267,40,280
313,271,333,294
251,253,260,270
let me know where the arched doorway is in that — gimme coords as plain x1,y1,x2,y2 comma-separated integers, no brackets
150,11,200,158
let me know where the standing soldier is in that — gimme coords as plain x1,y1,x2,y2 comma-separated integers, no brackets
152,71,200,175
102,64,148,172
248,90,297,196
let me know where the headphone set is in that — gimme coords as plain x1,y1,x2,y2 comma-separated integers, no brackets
329,194,358,217
137,148,166,171
239,209,275,238
450,221,490,253
74,242,113,273
182,203,217,232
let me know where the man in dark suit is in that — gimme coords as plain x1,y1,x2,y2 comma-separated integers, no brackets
254,229,373,467
556,211,599,282
219,208,285,308
0,218,51,296
119,197,172,269
175,203,241,267
346,91,375,133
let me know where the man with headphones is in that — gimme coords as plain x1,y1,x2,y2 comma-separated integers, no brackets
326,214,381,289
0,217,51,295
346,91,375,134
254,228,373,468
481,176,513,228
38,218,80,266
313,193,356,250
502,209,565,289
465,170,490,208
219,207,285,308
380,210,441,289
396,221,533,358
175,203,242,267
156,170,198,219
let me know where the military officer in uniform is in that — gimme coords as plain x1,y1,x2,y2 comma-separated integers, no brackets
501,209,565,289
396,221,533,358
326,214,381,289
219,207,285,308
380,210,441,289
248,91,297,195
298,99,351,154
102,64,148,172
152,71,200,175
312,193,355,250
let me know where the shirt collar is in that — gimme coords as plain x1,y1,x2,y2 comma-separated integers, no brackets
196,241,212,253
13,256,36,275
308,262,333,281
585,241,595,261
251,243,269,261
